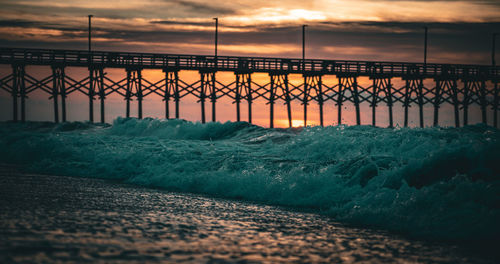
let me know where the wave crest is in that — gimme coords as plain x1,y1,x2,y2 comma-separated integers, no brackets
1,119,498,241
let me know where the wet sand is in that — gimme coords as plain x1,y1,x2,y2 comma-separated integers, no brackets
0,166,494,263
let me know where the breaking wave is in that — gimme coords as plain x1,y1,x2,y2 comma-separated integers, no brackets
1,117,499,241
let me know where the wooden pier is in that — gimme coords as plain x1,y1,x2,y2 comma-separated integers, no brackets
0,47,498,127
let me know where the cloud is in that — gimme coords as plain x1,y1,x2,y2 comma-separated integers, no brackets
151,20,214,27
0,0,498,64
168,0,237,15
382,0,500,6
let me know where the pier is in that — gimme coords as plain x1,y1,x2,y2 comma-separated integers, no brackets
0,47,498,127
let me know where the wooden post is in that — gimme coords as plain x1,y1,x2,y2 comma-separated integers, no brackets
433,79,442,126
137,70,143,119
60,68,67,122
61,88,67,123
174,72,180,119
318,76,324,127
165,78,170,120
246,74,252,124
480,80,487,124
235,73,241,122
211,72,216,122
200,72,207,123
353,77,361,125
371,78,378,126
303,76,308,126
269,74,275,128
284,75,292,128
19,69,26,122
387,79,394,128
126,70,131,118
453,87,460,127
418,79,424,128
97,68,105,123
449,79,460,127
12,65,26,122
11,64,22,122
52,67,60,123
337,77,344,125
88,67,95,123
463,80,470,126
404,79,410,127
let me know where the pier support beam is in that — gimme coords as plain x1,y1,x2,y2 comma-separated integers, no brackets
60,70,67,122
402,77,425,127
370,76,393,127
88,69,94,123
163,69,180,119
89,67,105,123
11,64,25,122
337,74,360,125
125,68,142,119
433,77,459,127
269,72,291,128
52,66,67,123
97,70,105,124
199,70,216,123
462,77,487,126
303,73,323,127
235,71,252,123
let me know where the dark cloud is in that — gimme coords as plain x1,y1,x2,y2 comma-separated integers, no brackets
0,19,41,28
0,3,140,19
151,20,214,27
169,0,237,15
0,1,235,20
2,19,495,64
0,0,497,65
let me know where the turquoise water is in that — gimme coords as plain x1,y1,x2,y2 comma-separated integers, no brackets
0,118,498,243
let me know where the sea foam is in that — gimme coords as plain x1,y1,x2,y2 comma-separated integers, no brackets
1,117,498,241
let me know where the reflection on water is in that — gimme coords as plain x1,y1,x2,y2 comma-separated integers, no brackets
0,168,494,263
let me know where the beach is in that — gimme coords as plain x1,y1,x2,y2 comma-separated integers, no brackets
0,165,495,263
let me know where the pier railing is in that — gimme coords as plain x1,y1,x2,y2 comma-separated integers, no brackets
1,48,498,77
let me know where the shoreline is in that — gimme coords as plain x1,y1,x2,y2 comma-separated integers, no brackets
1,166,497,263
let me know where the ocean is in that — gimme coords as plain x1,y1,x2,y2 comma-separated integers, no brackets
0,118,499,262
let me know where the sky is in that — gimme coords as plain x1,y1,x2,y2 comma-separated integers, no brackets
0,0,499,126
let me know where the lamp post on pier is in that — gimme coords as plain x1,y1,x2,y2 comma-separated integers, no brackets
88,15,93,52
423,26,428,66
302,24,307,71
214,18,218,58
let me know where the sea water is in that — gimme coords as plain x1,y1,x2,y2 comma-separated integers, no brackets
0,118,498,244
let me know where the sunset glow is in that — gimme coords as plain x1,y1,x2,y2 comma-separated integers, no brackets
0,0,498,61
291,119,305,127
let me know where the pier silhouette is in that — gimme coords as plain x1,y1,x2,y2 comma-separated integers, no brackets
0,47,498,127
